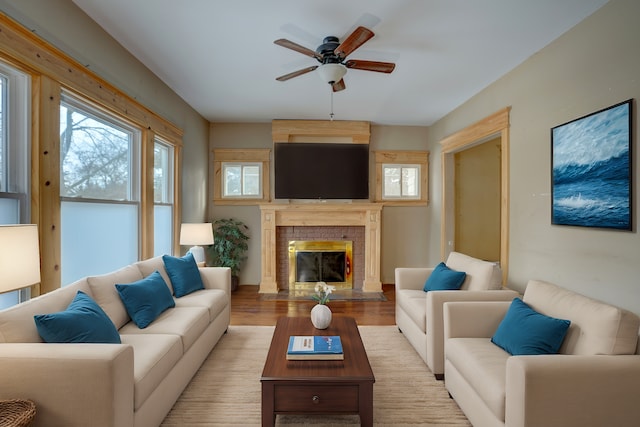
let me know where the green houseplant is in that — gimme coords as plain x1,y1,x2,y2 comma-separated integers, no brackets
207,218,249,292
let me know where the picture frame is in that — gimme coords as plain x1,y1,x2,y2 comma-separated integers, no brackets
551,99,633,230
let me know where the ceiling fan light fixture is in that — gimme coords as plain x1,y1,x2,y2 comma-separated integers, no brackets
317,63,347,84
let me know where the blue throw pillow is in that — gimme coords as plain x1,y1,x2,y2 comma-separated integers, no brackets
115,270,176,329
491,298,571,355
423,262,467,292
162,252,205,297
34,291,121,344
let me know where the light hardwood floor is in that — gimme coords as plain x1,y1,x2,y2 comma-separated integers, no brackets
230,284,396,326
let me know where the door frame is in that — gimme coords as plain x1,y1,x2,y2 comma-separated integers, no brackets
439,107,511,283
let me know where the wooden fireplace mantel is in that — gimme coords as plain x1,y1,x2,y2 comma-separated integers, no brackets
259,203,383,293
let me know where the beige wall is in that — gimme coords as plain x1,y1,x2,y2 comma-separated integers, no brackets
0,0,210,223
209,123,430,285
429,0,640,314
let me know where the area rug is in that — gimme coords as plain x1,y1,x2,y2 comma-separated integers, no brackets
259,289,387,302
160,324,470,426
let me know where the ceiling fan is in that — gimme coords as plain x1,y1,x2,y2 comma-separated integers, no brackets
274,26,396,92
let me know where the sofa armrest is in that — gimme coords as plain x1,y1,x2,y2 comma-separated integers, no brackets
444,300,511,340
395,267,434,291
427,289,519,375
506,355,640,427
199,266,231,296
0,343,134,427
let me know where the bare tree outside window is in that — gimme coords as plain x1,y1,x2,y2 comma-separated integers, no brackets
60,103,133,201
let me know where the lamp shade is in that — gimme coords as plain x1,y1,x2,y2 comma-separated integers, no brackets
0,224,41,294
179,223,214,246
317,63,347,84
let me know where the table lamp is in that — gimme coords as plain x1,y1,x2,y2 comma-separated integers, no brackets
0,224,41,298
179,223,214,266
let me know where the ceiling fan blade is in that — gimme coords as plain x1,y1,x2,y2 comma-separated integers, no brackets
274,39,322,60
332,79,346,92
276,65,318,81
334,26,374,59
345,59,396,73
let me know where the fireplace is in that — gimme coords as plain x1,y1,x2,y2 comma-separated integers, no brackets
289,240,353,290
259,203,383,293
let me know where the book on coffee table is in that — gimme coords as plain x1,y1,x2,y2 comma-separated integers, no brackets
286,335,344,360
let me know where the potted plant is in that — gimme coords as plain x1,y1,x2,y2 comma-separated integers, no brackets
207,218,249,292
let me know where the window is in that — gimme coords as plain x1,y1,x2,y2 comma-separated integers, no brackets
213,149,270,205
0,60,30,309
383,164,421,199
374,151,429,205
223,163,262,198
154,138,174,256
60,93,141,284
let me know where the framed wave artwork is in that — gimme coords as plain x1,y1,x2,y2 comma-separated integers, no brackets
551,99,633,230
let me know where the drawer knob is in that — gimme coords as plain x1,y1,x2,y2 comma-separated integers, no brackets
312,395,320,404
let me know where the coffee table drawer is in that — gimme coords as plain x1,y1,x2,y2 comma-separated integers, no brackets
274,384,359,412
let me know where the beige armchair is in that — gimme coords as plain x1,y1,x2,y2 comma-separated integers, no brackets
395,251,519,379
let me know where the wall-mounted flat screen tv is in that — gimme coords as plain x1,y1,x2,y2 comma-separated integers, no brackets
274,142,369,200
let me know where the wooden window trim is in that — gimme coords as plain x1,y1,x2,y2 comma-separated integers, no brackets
374,150,429,206
213,148,270,205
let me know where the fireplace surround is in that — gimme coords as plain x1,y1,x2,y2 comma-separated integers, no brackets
259,203,383,293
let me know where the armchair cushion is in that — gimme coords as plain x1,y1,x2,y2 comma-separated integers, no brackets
423,262,466,292
491,298,570,356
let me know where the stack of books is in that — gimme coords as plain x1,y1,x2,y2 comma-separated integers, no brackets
286,335,344,360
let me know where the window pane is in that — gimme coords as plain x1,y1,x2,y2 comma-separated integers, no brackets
402,167,419,196
60,103,135,201
383,166,401,197
0,198,19,223
154,204,172,256
154,143,171,203
223,165,242,196
61,201,138,285
242,165,260,196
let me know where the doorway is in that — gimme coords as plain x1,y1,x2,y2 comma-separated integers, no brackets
440,107,510,282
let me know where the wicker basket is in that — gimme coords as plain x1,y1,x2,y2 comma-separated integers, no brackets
0,400,36,427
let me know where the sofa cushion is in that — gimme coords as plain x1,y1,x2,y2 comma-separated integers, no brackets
162,253,205,297
118,306,209,353
0,278,92,343
34,291,121,344
120,333,182,410
423,262,466,292
446,337,509,421
174,288,228,322
134,256,174,294
87,264,144,329
491,298,570,355
116,271,176,329
447,252,502,291
396,289,427,333
523,280,640,355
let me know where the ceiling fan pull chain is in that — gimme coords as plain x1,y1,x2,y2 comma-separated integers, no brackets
330,89,335,121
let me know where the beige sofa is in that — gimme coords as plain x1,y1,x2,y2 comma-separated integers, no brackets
0,256,231,427
444,280,640,427
395,251,519,379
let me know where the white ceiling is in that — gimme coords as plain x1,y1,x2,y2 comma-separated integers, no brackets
71,0,608,126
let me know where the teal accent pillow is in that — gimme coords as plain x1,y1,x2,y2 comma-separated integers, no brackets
115,270,175,329
491,298,571,355
162,252,205,297
34,291,121,344
423,262,467,292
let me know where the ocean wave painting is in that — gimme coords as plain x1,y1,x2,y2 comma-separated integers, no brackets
551,100,632,230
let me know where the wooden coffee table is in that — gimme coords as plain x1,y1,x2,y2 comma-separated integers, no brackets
261,316,375,426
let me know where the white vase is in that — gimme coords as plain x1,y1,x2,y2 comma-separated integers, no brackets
311,304,332,329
